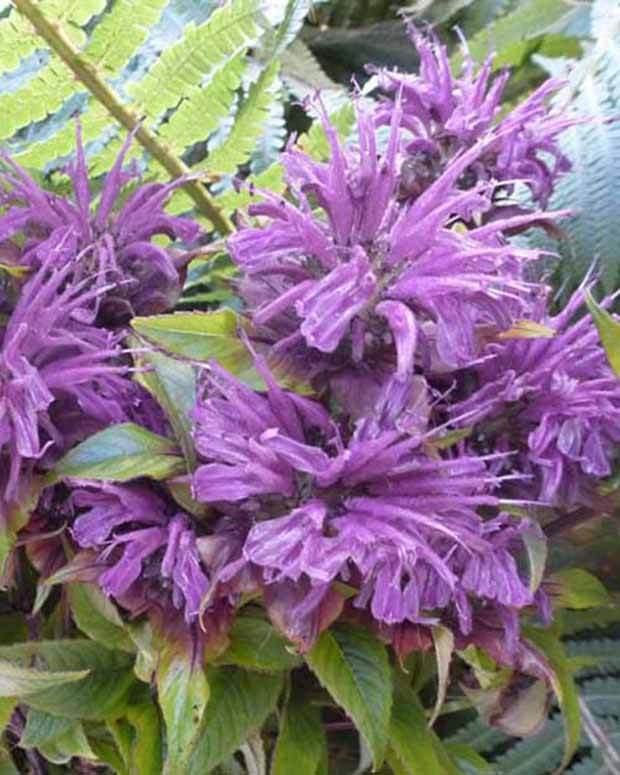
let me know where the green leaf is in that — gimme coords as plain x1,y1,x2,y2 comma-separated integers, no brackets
50,423,184,483
305,624,392,769
522,522,548,595
157,646,209,775
0,699,15,732
0,641,136,720
524,625,581,772
430,626,454,726
20,710,75,748
67,583,135,653
272,692,326,775
20,711,96,764
388,680,454,775
189,667,283,772
132,309,261,387
127,701,164,775
0,743,17,775
452,0,574,69
217,611,301,673
585,294,620,377
0,661,89,698
134,348,197,470
550,568,612,610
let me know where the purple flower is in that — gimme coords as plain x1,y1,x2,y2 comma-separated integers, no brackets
230,104,547,384
372,27,572,207
0,245,129,503
451,289,620,506
68,483,245,626
192,360,539,648
0,127,200,325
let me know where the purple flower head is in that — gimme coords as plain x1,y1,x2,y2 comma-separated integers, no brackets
0,126,200,325
0,245,129,503
451,289,620,507
230,103,547,385
373,27,573,207
68,483,245,627
192,359,539,649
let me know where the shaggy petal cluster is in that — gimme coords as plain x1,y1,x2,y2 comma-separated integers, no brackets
0,129,200,325
373,28,572,207
451,289,620,506
191,362,536,648
230,107,547,383
68,483,246,626
0,246,129,503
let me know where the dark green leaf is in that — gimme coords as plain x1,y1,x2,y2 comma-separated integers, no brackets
272,691,325,775
0,641,136,720
68,583,135,653
20,711,96,764
305,624,392,769
217,612,301,673
0,661,88,698
51,423,184,483
189,667,283,772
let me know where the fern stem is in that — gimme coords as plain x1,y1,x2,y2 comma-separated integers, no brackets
10,0,234,235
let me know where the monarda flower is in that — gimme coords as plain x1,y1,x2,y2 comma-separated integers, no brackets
0,128,200,325
191,360,540,650
372,27,572,208
229,104,546,387
65,482,246,632
0,246,128,503
450,289,620,507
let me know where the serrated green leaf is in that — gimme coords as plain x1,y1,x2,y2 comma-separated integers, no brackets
132,309,261,387
524,626,581,772
50,423,184,483
272,691,325,775
217,612,301,673
550,569,612,610
189,667,283,772
305,624,392,769
157,646,209,775
20,711,96,764
0,641,136,720
68,583,135,653
585,294,620,377
134,348,197,470
127,701,163,775
388,680,455,775
0,661,89,698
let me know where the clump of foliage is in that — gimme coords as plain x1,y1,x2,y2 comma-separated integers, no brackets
0,1,619,774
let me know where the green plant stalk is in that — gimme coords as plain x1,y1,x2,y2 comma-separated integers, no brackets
11,0,234,236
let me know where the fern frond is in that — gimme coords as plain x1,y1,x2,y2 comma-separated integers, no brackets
446,717,508,754
298,102,356,160
540,0,620,292
0,0,105,70
567,639,620,678
158,51,247,152
492,716,567,775
580,677,620,718
128,0,263,122
204,60,282,174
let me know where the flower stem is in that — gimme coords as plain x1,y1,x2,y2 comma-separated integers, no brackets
10,0,234,236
